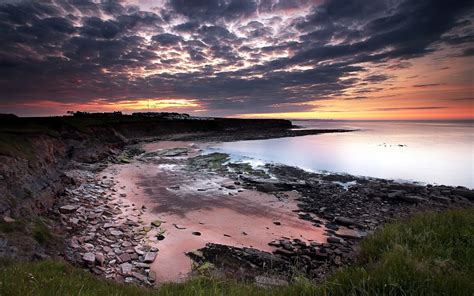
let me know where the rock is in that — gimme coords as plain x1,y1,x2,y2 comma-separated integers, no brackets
334,217,363,227
327,236,341,244
59,205,77,214
192,231,202,236
95,252,105,266
82,252,95,264
256,183,279,193
2,216,15,223
104,223,120,229
168,186,180,190
151,220,162,227
110,230,123,236
399,195,426,203
118,253,131,263
430,195,451,202
120,263,133,275
134,246,145,255
273,248,295,257
387,190,405,199
335,228,362,240
268,240,280,247
224,185,237,190
314,248,328,259
156,148,188,157
144,252,157,263
273,221,281,226
453,189,474,201
255,276,289,288
148,271,156,282
119,193,127,197
131,272,148,282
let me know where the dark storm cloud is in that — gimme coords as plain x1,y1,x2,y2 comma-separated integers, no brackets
413,84,443,88
0,0,473,114
374,106,447,111
168,0,257,22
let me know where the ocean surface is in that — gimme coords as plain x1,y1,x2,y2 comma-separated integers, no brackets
207,120,474,188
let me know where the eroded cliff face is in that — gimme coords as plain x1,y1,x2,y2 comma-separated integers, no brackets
0,128,126,218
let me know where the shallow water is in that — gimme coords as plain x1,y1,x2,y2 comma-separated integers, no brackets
208,120,474,188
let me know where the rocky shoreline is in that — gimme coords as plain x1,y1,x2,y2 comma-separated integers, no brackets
180,154,474,285
51,141,474,287
1,116,473,288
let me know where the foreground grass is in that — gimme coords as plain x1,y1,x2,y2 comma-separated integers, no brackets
1,209,473,296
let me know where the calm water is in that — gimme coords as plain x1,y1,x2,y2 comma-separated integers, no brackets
207,120,474,188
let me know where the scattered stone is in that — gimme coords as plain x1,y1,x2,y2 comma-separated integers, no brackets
59,205,77,214
399,195,426,203
118,253,131,263
2,216,15,223
82,252,95,264
327,236,341,244
120,263,133,275
95,252,105,266
273,221,281,226
144,252,157,263
151,220,162,227
192,231,202,236
131,272,148,282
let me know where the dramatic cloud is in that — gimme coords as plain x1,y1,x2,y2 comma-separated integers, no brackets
0,0,473,118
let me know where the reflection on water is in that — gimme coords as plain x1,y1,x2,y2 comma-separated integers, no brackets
209,120,474,188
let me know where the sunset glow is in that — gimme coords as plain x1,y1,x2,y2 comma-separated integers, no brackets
0,0,473,119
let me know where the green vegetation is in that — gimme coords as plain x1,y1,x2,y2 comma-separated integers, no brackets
31,220,53,245
1,209,473,296
188,152,230,171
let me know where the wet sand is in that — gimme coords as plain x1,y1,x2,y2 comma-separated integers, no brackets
99,141,327,283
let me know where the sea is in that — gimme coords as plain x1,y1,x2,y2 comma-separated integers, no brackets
206,120,474,188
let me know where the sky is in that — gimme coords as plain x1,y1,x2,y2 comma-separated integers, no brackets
0,0,473,119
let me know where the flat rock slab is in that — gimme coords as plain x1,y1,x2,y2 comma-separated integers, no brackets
120,263,132,275
60,205,78,214
82,252,95,263
144,252,157,263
